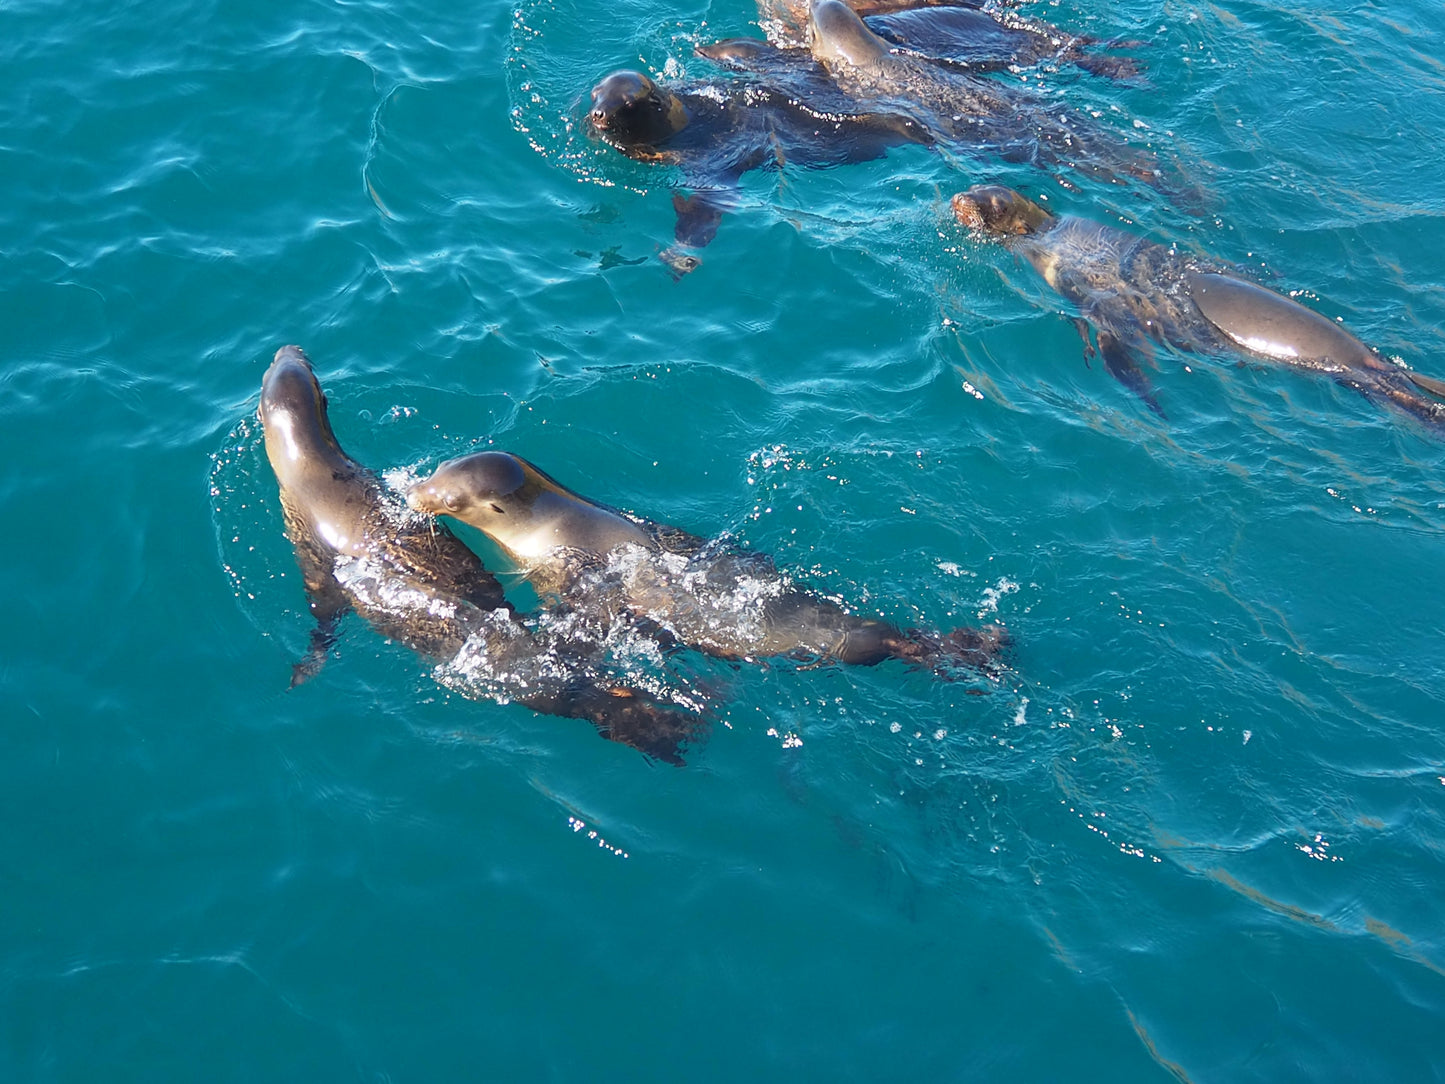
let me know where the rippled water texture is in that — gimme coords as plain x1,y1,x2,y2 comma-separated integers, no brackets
4,0,1445,1079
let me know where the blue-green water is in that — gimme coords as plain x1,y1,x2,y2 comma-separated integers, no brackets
5,0,1445,1078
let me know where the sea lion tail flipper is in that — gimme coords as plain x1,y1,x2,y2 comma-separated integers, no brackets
694,37,780,69
851,111,935,156
1065,39,1147,83
291,615,341,687
1073,53,1146,82
846,0,974,16
1404,370,1445,401
1098,331,1167,418
523,679,710,766
891,624,1012,678
1070,317,1097,362
1361,372,1445,430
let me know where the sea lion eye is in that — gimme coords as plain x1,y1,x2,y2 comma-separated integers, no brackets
489,503,506,515
442,494,460,512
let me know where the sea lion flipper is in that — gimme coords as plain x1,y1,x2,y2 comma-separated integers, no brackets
1362,372,1445,430
848,111,935,155
843,0,964,16
662,191,729,277
888,623,1012,677
695,37,785,68
1070,317,1097,362
290,582,350,687
290,615,340,687
1097,330,1166,418
523,681,709,766
1404,370,1445,401
671,190,726,248
1060,36,1149,83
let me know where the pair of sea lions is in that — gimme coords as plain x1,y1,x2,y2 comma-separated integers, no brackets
405,451,1009,676
259,346,704,764
951,185,1445,427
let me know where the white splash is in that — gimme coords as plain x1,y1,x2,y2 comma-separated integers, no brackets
978,577,1019,618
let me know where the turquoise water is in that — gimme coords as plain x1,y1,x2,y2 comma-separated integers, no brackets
5,0,1445,1078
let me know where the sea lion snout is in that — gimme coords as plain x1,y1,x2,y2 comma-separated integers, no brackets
273,344,309,367
408,452,529,520
404,484,444,514
588,71,654,129
952,186,1050,237
405,475,468,516
950,191,987,230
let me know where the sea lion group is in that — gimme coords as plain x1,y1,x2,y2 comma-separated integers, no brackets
583,0,1442,423
588,0,1192,266
250,0,1445,764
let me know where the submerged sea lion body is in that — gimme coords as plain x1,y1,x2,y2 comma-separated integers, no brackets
407,451,1008,675
258,346,704,763
806,0,1188,204
950,185,1445,426
587,67,930,269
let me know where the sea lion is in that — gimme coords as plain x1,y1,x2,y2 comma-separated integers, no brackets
805,0,1192,205
755,0,1142,80
258,345,705,763
406,450,1009,675
586,67,931,273
950,185,1445,427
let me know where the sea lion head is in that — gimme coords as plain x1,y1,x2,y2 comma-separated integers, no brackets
259,345,346,473
587,70,690,148
808,0,889,72
951,186,1054,238
407,451,530,526
408,451,652,562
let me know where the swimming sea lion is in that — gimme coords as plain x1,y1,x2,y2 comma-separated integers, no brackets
259,345,705,763
805,0,1191,205
950,185,1445,427
755,0,1142,80
406,451,1009,675
586,67,931,272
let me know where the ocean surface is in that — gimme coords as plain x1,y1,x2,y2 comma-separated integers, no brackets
4,0,1445,1078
